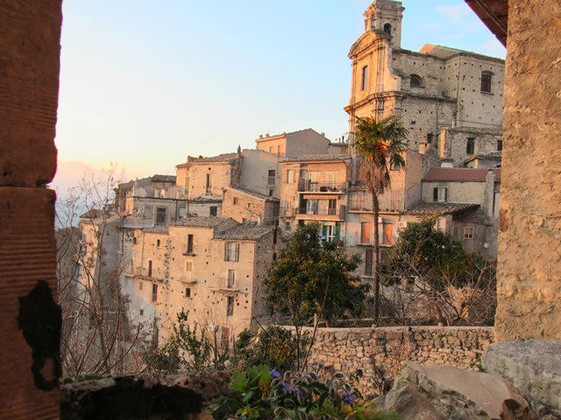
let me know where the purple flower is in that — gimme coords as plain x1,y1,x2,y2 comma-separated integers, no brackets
283,384,293,393
341,391,356,406
270,370,281,379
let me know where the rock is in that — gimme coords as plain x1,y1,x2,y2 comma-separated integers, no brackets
483,340,561,418
384,383,444,420
389,362,535,420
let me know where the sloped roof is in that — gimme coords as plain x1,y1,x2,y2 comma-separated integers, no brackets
280,154,350,163
144,225,169,234
423,168,501,182
227,186,279,201
214,224,273,241
465,0,508,46
176,153,239,167
464,151,502,164
173,217,235,228
151,175,176,183
405,202,480,216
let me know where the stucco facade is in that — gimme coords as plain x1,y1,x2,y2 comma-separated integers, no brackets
255,128,330,158
124,218,276,344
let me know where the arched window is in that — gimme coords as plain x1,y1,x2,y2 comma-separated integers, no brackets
410,74,423,88
383,23,392,38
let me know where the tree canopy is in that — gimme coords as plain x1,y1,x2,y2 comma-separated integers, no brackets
264,223,368,326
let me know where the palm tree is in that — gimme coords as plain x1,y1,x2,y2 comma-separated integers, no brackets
353,114,408,324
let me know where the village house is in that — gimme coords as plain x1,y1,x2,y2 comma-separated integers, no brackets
123,217,275,344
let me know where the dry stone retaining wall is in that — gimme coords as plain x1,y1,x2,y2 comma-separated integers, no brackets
302,326,494,396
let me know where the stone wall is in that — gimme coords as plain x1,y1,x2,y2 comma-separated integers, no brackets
0,1,62,418
495,0,561,340
303,326,494,396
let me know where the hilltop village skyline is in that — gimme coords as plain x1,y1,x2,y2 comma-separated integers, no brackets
53,0,505,187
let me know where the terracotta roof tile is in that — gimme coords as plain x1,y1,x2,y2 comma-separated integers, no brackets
172,217,235,228
405,201,480,215
280,154,350,163
214,224,273,241
423,168,501,182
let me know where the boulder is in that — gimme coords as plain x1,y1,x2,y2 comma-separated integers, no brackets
483,340,561,418
384,362,535,419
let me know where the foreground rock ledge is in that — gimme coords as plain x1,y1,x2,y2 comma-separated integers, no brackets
483,340,561,418
383,362,534,419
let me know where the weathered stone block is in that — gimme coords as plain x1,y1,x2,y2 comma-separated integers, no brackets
0,187,59,419
0,1,62,187
483,340,561,417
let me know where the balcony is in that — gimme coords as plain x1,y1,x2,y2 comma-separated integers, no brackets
348,191,403,213
298,179,347,193
295,205,346,221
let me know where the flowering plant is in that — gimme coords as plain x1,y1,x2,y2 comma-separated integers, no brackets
209,366,397,419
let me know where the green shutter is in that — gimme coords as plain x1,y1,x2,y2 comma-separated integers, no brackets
335,223,340,239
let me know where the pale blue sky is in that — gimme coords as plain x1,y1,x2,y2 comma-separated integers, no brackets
54,0,505,182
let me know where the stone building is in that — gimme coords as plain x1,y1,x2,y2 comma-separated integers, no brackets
255,128,331,158
406,167,500,258
279,154,351,241
175,148,281,218
116,175,187,226
123,217,275,343
346,0,504,167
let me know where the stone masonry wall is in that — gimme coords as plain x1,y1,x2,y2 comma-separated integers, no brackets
0,1,62,419
495,0,561,340
304,326,494,396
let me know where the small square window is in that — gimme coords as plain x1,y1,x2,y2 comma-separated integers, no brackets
156,239,161,248
467,137,475,155
433,187,448,203
185,288,191,298
140,309,144,316
233,197,238,205
463,227,475,239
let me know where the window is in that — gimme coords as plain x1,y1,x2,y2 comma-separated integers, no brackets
433,187,448,203
383,23,392,38
152,283,158,302
144,206,153,219
233,197,238,205
132,236,137,244
426,133,434,144
227,269,235,288
156,239,161,248
464,227,475,239
322,223,339,243
210,206,217,217
140,309,144,316
481,71,492,93
148,260,153,277
328,199,337,215
306,199,319,214
179,207,186,218
361,222,372,244
187,234,194,254
361,65,368,91
185,288,191,298
156,207,166,223
410,74,422,88
382,222,394,245
226,296,234,316
224,241,240,262
268,170,276,186
467,137,475,155
286,169,294,184
497,139,503,151
205,173,212,194
364,249,373,276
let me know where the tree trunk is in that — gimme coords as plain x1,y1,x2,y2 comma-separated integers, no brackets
372,190,381,325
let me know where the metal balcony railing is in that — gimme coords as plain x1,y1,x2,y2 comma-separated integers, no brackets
297,179,347,193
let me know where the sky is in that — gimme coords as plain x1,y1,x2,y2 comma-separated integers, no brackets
53,0,505,187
